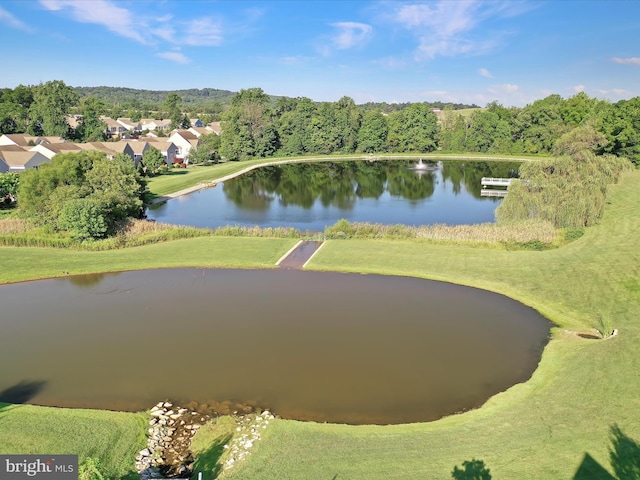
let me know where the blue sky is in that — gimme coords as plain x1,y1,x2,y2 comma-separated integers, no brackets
1,0,639,106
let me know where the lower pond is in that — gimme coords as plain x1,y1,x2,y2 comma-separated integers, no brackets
0,269,550,424
147,160,520,230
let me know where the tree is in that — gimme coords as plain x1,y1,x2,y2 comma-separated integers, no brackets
165,93,184,130
357,109,388,153
0,172,20,208
28,80,78,137
17,151,146,237
141,146,165,175
188,133,221,164
77,96,107,142
387,103,438,152
220,88,278,160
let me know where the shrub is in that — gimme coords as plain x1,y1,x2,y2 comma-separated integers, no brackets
57,198,108,240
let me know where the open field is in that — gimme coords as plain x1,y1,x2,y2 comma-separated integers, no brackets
0,165,637,479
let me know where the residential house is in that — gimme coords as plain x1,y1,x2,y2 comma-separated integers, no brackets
140,118,172,132
190,118,203,128
168,130,201,160
187,127,210,138
0,157,8,173
117,118,142,133
207,122,222,135
76,142,119,159
30,142,82,160
0,150,50,172
101,116,128,137
0,134,46,147
144,139,178,164
105,141,136,164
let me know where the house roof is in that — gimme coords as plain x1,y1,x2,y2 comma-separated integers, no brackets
189,127,209,137
0,145,27,152
125,141,150,154
148,141,175,152
171,130,198,140
0,134,43,146
32,143,81,154
208,122,222,134
76,142,118,155
107,141,134,153
0,151,45,168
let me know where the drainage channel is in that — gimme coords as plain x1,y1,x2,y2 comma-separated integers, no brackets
276,241,325,269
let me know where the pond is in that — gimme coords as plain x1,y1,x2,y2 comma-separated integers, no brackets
0,269,550,424
147,160,520,231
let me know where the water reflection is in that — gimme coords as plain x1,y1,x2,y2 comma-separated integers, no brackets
147,160,520,231
0,269,550,425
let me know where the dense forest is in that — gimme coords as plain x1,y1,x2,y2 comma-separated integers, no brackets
1,81,638,166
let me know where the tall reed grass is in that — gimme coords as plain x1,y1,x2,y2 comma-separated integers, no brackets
324,218,558,247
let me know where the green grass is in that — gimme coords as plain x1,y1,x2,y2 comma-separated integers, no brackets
0,236,297,284
0,403,147,479
1,168,639,479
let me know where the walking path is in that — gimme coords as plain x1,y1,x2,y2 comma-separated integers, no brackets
276,240,325,269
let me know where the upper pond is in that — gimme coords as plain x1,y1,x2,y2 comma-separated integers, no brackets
147,160,520,230
0,268,550,425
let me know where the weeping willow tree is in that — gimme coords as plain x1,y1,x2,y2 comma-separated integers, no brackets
496,126,631,228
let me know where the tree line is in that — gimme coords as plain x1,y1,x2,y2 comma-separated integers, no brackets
219,88,640,165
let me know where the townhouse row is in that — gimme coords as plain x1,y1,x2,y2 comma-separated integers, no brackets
0,126,218,173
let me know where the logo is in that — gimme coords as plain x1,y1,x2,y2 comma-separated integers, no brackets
0,456,77,480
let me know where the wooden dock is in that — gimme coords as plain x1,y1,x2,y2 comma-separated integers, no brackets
481,177,514,187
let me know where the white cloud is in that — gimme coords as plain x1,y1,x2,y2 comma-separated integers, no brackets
489,83,519,94
181,18,224,46
611,57,640,66
0,5,32,32
572,84,586,93
156,51,190,64
388,0,532,60
331,22,373,50
479,67,492,78
40,0,145,43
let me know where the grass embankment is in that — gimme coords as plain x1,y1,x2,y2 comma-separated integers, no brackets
0,403,147,479
193,169,640,480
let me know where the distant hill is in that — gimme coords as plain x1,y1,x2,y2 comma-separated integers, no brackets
73,86,238,106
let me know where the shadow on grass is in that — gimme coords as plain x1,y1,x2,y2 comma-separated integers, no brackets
574,424,640,480
191,433,232,480
0,380,47,404
451,458,492,479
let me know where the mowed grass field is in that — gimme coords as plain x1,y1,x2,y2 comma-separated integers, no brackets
0,163,638,479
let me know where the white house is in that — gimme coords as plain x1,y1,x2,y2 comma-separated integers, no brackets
168,130,200,160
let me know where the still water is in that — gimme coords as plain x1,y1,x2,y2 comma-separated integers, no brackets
0,269,550,424
147,160,519,230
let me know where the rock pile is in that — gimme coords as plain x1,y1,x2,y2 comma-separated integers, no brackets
136,401,210,479
222,410,275,471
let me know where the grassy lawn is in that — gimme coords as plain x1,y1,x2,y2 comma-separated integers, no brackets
0,237,297,284
0,403,147,479
0,166,638,479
